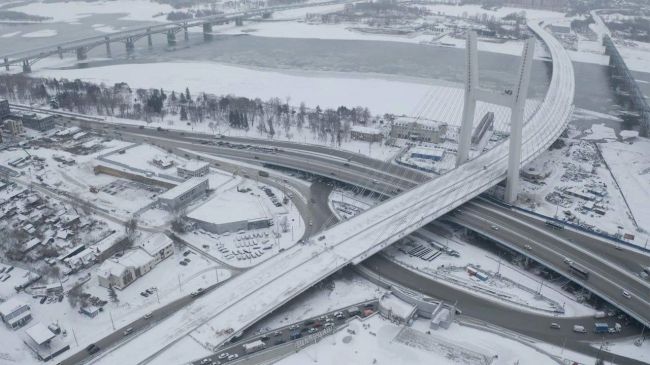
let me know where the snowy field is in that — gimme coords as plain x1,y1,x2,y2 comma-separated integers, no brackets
599,137,650,236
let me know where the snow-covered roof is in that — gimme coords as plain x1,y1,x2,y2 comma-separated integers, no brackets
158,177,208,201
138,233,173,256
98,259,129,279
25,322,55,345
351,125,382,135
187,191,270,225
0,298,28,316
118,249,155,269
379,293,416,320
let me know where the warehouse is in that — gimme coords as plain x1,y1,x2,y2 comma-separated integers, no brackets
186,190,273,234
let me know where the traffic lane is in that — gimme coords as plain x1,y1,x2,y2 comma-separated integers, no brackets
460,205,650,301
88,121,427,186
455,210,650,326
115,130,415,195
469,200,650,272
364,256,648,365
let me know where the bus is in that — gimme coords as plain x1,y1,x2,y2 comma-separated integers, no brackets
568,262,589,280
545,220,565,230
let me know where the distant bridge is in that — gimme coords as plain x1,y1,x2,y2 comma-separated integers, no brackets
0,0,350,73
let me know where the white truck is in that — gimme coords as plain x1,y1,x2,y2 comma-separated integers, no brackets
242,339,266,354
594,311,607,319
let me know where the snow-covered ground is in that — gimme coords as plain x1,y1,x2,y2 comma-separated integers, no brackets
9,0,173,23
517,125,643,245
599,137,650,237
596,336,650,364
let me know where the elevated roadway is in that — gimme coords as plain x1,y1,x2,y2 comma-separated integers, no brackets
68,20,577,365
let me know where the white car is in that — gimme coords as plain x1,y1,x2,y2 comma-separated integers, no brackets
622,290,632,299
217,353,228,360
227,354,238,361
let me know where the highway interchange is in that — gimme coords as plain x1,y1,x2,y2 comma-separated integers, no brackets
39,112,649,364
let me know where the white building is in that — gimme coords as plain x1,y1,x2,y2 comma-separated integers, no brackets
137,233,174,265
177,161,210,179
186,191,273,234
97,234,174,290
0,298,32,329
378,293,416,324
158,177,209,211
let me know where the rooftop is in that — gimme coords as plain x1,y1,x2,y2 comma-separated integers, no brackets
351,125,382,135
179,160,210,171
187,190,270,225
0,298,28,316
158,177,208,201
25,322,55,345
138,233,173,256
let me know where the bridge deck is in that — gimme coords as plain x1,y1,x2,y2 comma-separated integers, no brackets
83,20,575,365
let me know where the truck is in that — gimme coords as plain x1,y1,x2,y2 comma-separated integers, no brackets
242,339,266,354
594,323,609,334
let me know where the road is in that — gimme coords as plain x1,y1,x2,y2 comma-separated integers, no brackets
363,255,647,365
59,282,226,365
19,110,650,363
190,301,377,365
447,200,650,329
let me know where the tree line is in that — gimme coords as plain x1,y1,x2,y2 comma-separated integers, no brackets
0,74,385,144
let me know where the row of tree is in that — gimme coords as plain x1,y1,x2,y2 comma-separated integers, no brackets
0,74,384,145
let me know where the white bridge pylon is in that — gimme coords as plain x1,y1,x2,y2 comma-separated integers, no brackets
455,31,536,203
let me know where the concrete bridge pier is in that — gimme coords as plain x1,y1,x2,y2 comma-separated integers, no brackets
184,26,189,41
75,47,87,61
235,17,244,26
57,46,63,59
147,29,153,48
125,38,135,54
105,37,112,58
22,60,31,73
203,23,213,40
4,57,9,71
167,30,176,46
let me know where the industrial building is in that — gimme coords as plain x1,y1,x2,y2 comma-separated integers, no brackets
23,322,70,361
350,125,383,142
177,161,210,179
21,113,55,131
187,191,273,234
3,119,23,136
158,177,209,210
389,118,446,144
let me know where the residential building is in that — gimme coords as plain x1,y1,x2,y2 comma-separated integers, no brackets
350,125,383,142
22,113,55,131
177,161,210,179
97,234,174,290
4,119,24,136
138,233,174,264
158,177,209,210
389,118,446,143
0,298,32,329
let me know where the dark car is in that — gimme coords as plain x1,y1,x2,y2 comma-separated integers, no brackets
86,344,100,354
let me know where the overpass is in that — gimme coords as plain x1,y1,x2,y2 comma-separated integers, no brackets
73,20,576,365
0,0,351,73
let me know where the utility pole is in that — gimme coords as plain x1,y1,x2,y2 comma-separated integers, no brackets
109,311,115,331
